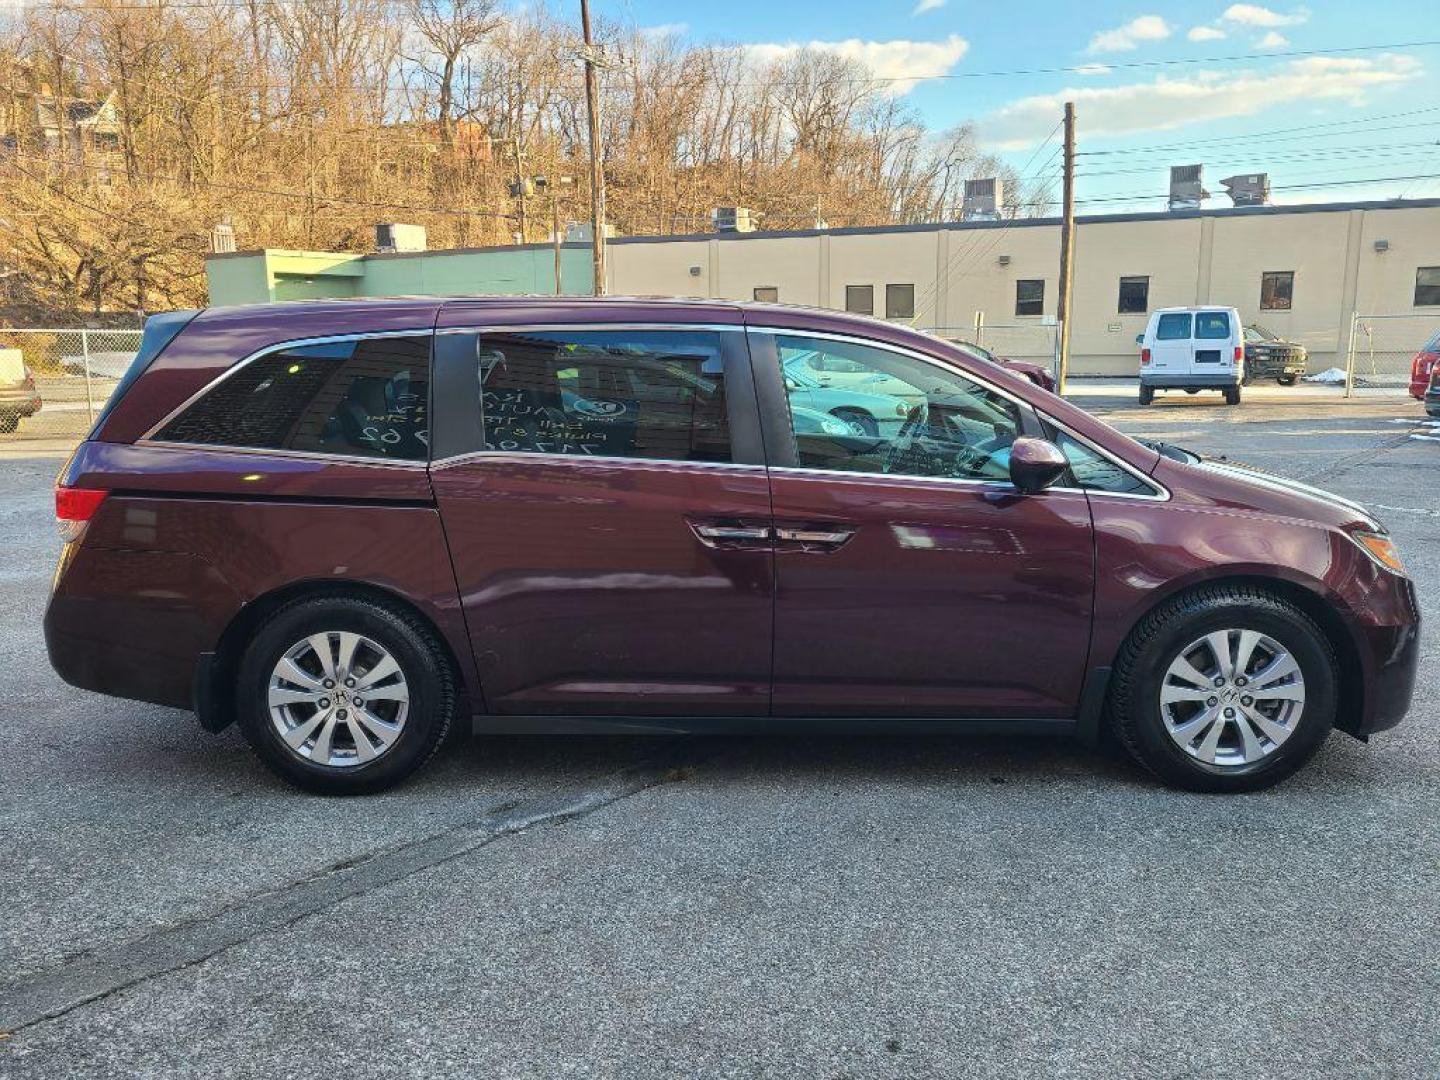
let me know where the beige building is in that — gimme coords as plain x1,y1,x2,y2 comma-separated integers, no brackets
605,198,1440,376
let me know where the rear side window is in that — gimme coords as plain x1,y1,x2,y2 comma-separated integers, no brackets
1155,313,1192,340
156,334,431,460
1195,311,1231,339
476,329,731,462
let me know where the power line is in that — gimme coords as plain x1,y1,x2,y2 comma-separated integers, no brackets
1076,106,1440,156
1078,140,1440,179
1073,173,1440,206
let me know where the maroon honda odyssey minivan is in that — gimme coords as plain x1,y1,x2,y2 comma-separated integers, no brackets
45,298,1419,794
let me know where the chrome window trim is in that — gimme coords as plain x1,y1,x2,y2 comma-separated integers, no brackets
138,328,436,445
429,449,768,473
434,322,744,336
746,323,1169,502
131,440,430,470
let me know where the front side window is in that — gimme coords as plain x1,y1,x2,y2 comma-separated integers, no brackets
885,283,915,319
1016,280,1044,317
845,285,874,315
476,329,730,462
1416,267,1440,307
1155,313,1192,340
1260,271,1294,311
775,334,1021,482
1118,276,1149,314
1195,310,1232,339
1052,430,1154,496
753,286,779,303
156,334,431,460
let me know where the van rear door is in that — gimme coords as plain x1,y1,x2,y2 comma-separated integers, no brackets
1150,312,1193,374
1194,310,1235,376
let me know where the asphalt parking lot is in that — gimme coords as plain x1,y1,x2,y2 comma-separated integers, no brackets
2,392,1437,1079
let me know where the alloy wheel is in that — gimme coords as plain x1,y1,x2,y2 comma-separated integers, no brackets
267,631,410,767
1158,628,1306,768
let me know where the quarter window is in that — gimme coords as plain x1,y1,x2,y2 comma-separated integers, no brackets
156,335,431,460
845,285,874,315
1052,430,1153,496
775,334,1021,482
753,286,779,303
885,283,915,319
476,330,731,463
1015,280,1044,317
1260,271,1294,311
1415,267,1440,307
1118,276,1149,314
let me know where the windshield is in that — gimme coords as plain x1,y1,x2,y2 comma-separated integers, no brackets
1244,325,1277,343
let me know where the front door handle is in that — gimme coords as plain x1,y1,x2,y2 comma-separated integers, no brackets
694,524,772,541
774,525,855,551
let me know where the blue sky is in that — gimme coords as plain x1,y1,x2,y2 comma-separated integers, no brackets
599,0,1440,212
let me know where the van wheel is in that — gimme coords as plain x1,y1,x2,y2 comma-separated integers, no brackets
1138,385,1154,405
1224,385,1242,405
1108,586,1336,792
236,595,457,795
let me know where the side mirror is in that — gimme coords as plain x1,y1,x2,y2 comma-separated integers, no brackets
1134,333,1144,346
1009,437,1069,494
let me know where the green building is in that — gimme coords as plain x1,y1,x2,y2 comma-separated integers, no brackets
205,243,596,305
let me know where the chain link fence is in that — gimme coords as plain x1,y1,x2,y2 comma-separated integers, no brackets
0,328,143,441
1345,313,1440,393
930,319,1060,367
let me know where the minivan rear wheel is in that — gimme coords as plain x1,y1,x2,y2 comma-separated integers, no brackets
236,595,457,794
1108,586,1337,792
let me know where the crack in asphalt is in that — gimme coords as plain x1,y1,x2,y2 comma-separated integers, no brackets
0,759,690,1035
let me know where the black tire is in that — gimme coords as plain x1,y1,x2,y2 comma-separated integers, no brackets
236,595,457,794
1224,384,1241,405
1184,388,1200,395
1138,385,1154,405
831,408,878,437
1108,585,1337,793
1277,374,1298,386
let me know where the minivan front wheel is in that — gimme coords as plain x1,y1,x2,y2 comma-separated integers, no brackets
1109,586,1337,792
236,596,457,794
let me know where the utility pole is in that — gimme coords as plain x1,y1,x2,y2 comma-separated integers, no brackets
1056,101,1076,395
580,0,606,295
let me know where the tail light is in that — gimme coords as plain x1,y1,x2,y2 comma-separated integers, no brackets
55,485,107,543
1140,348,1151,365
1234,346,1243,363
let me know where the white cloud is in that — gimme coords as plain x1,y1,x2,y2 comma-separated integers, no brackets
1075,63,1113,76
1221,4,1310,28
1188,26,1227,42
1255,30,1289,48
1087,15,1172,54
742,35,970,95
639,22,689,39
912,0,946,14
980,54,1422,150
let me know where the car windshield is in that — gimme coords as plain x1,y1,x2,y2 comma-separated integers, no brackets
1245,325,1277,343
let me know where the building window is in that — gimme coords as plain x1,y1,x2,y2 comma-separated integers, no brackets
885,283,915,319
1260,271,1293,311
1015,279,1044,317
1118,276,1149,314
1415,267,1440,307
157,335,431,460
845,285,874,315
476,329,731,463
753,286,778,303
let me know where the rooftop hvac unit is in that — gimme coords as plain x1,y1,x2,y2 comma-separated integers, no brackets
712,206,758,233
210,223,236,254
962,177,1003,222
1168,165,1208,211
1220,173,1270,207
375,223,427,253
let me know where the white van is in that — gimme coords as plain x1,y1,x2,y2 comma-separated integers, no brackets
1137,306,1244,405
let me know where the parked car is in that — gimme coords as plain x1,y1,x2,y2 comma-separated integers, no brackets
781,352,912,436
1137,306,1245,405
1409,328,1440,400
951,339,1058,393
1243,324,1307,385
46,298,1418,796
1425,362,1440,418
0,348,42,433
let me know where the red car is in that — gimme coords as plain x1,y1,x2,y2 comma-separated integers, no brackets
1410,328,1440,400
951,338,1058,393
45,299,1418,795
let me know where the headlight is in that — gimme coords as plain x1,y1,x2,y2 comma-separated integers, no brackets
1352,530,1406,574
895,402,910,417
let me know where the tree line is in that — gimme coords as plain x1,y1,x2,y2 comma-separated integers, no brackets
0,0,1051,315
